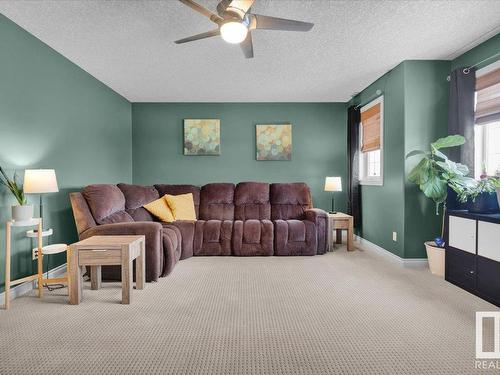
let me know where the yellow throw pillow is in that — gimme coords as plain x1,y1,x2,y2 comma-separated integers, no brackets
165,193,197,221
143,197,175,223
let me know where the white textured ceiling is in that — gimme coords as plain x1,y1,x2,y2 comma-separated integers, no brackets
1,0,500,102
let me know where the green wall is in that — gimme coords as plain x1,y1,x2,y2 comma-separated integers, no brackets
351,64,406,257
0,14,132,293
452,33,500,70
403,61,451,258
132,103,347,212
351,61,451,258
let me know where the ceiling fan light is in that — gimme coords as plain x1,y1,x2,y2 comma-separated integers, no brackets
220,21,248,44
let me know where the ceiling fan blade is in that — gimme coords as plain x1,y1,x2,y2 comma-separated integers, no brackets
240,32,254,58
250,14,314,31
174,29,220,44
179,0,223,24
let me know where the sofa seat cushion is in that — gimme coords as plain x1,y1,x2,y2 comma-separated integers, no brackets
82,184,133,225
166,220,196,260
161,227,181,276
274,219,317,256
193,220,232,256
233,219,273,256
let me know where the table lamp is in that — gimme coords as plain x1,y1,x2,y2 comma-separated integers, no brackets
23,169,59,231
324,177,342,214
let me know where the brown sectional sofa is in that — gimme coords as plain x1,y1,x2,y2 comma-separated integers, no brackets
70,182,328,282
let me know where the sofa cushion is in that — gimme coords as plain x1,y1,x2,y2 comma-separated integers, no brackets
167,220,196,259
144,197,175,222
233,219,273,256
82,184,133,225
193,220,232,256
199,183,235,221
154,184,200,218
117,183,159,221
270,183,312,220
234,182,271,220
165,193,197,220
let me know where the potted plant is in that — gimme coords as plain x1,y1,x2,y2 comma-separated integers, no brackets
454,176,500,214
0,166,33,221
406,135,476,276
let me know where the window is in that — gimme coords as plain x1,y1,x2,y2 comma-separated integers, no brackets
474,60,500,178
359,96,383,185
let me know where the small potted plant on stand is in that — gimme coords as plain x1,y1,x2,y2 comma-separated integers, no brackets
456,176,500,214
406,135,476,276
0,166,33,222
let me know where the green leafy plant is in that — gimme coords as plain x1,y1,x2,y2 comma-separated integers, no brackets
456,176,500,203
0,166,27,205
406,135,477,241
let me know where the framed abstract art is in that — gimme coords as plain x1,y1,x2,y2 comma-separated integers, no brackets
183,119,220,155
256,124,292,160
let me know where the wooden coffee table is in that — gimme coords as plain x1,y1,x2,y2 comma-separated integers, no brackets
327,212,354,251
68,235,145,305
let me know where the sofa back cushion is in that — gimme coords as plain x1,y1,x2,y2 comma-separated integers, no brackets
270,183,312,220
154,184,200,218
117,183,159,221
199,183,235,221
82,184,134,225
234,182,270,220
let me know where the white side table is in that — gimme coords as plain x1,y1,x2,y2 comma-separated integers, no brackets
4,218,43,310
33,244,69,289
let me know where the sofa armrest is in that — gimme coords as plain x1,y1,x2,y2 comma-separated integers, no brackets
80,222,163,282
304,208,328,255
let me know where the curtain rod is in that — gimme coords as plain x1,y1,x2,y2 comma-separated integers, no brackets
354,89,382,109
447,52,500,80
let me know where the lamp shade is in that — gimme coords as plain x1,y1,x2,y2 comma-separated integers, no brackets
23,169,59,194
324,177,342,192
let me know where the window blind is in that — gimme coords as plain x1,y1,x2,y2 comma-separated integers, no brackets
475,67,500,125
360,103,381,152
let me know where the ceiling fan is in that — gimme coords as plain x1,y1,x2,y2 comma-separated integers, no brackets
175,0,314,58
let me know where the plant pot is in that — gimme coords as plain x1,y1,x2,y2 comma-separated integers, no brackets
425,241,445,277
468,192,500,214
11,204,33,222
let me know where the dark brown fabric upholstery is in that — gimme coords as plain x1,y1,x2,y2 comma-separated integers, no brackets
71,181,328,281
69,192,97,236
199,183,235,221
233,219,273,256
274,219,317,256
305,208,328,255
234,182,271,220
270,183,312,220
193,220,232,255
118,183,159,222
154,184,200,218
82,184,133,225
168,220,196,259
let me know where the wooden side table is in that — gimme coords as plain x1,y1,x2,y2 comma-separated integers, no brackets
327,213,354,251
4,218,43,310
68,235,146,305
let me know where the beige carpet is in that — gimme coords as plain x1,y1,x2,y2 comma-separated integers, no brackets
1,244,498,374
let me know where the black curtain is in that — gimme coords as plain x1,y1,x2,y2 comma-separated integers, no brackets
447,67,476,175
347,106,361,228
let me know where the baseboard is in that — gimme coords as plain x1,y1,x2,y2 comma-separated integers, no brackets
0,263,67,305
354,235,428,268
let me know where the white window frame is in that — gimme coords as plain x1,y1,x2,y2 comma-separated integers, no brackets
474,60,500,179
359,95,384,186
